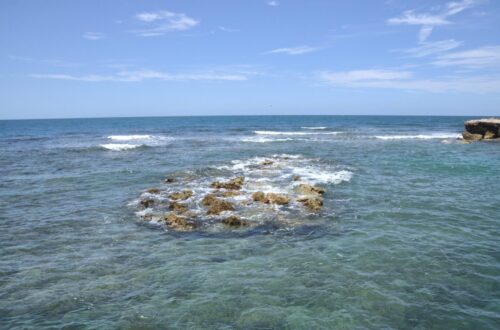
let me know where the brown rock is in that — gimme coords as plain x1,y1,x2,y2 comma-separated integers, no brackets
206,199,235,215
164,177,175,183
298,196,323,212
147,188,161,194
220,190,242,197
296,184,325,195
292,175,301,181
462,131,483,141
252,191,289,205
222,215,249,227
261,160,274,166
265,193,290,205
169,190,193,200
164,213,196,230
202,194,218,206
169,201,188,213
210,176,245,190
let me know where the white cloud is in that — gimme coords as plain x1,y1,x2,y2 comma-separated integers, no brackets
402,39,463,57
218,26,239,33
30,69,249,82
83,32,105,40
387,0,479,43
269,46,320,55
319,68,500,93
433,46,500,68
134,10,199,36
267,1,279,6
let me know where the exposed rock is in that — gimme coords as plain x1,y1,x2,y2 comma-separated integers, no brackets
462,131,484,141
169,201,188,213
261,160,274,166
222,215,249,227
169,190,193,200
292,175,301,181
140,198,155,208
295,184,325,195
252,191,267,202
202,194,218,206
210,176,245,190
252,191,289,205
206,198,235,215
147,188,161,194
220,190,242,197
463,118,500,141
298,196,323,212
484,130,496,140
164,213,196,230
164,177,175,183
265,193,290,205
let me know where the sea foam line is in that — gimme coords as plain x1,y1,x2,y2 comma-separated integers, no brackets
301,126,327,130
108,135,153,141
254,130,339,136
100,143,141,151
374,133,461,140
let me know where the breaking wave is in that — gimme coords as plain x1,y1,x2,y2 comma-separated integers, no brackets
374,133,461,140
254,130,339,136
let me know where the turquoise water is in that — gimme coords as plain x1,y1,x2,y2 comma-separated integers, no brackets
0,116,499,329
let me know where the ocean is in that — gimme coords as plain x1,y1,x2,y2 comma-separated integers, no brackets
0,116,499,329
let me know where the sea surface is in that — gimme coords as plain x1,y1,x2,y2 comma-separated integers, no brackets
0,116,499,329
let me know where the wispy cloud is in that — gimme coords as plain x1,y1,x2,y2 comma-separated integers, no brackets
218,26,239,33
83,32,105,40
267,1,279,6
433,45,500,68
402,39,463,57
318,68,500,93
133,10,199,36
387,0,479,43
269,45,320,55
9,55,81,68
30,69,250,82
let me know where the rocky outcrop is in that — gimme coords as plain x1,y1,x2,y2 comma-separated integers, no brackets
222,215,249,227
164,213,196,231
261,160,274,166
169,190,193,200
298,196,323,212
252,191,290,205
202,195,235,215
463,118,500,141
210,176,245,190
169,201,188,213
164,177,175,183
295,184,325,195
147,188,161,194
140,198,155,208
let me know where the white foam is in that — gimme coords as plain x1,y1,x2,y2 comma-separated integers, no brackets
301,126,327,130
241,137,294,143
292,167,353,185
375,133,461,140
100,143,141,151
254,130,339,136
108,135,153,141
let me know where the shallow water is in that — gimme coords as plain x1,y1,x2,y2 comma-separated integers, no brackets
1,116,499,329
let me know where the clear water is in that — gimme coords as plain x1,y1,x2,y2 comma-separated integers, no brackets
0,116,499,329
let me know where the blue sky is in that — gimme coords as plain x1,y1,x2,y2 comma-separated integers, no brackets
1,0,499,119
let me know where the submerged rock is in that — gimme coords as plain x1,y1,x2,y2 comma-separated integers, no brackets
169,201,188,213
210,176,245,190
463,118,500,141
295,184,325,195
169,190,193,200
140,198,155,208
164,213,196,231
222,215,249,227
252,191,290,205
298,196,323,212
292,175,301,181
261,160,274,166
164,177,175,183
220,190,242,197
147,188,161,194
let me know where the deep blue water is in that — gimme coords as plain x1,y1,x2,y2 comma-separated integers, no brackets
0,116,499,329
